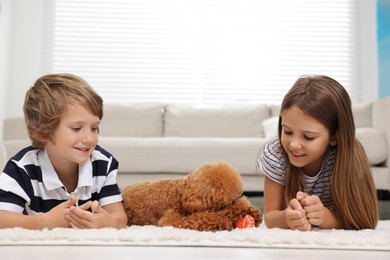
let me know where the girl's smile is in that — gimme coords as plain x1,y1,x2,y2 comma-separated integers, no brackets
289,150,306,158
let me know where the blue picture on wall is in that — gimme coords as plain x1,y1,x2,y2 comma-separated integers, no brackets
377,0,390,97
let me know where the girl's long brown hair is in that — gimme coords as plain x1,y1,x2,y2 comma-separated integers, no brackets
279,75,378,229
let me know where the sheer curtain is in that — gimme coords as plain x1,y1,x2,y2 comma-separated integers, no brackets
41,0,359,105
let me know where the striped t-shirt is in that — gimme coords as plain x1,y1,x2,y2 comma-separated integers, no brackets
257,137,335,208
0,145,123,214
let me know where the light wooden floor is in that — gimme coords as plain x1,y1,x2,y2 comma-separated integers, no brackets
1,245,389,260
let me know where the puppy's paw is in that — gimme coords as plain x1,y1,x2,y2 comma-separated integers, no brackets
157,209,180,227
247,206,263,226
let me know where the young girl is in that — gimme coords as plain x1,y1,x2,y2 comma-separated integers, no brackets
0,73,128,229
257,75,378,231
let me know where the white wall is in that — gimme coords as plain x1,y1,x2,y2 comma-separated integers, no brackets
0,0,12,139
6,0,44,116
0,0,379,139
0,0,43,138
358,0,378,101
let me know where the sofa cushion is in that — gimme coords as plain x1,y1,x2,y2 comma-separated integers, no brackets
356,128,388,165
1,140,32,160
100,103,164,137
269,104,281,117
0,143,7,170
164,104,269,137
98,137,266,175
262,116,279,139
3,117,29,140
352,102,373,128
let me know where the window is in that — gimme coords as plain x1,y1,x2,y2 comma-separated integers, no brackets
42,0,359,105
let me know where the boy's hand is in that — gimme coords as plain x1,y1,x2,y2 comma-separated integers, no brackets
45,195,77,228
65,200,111,229
297,191,325,227
285,198,311,231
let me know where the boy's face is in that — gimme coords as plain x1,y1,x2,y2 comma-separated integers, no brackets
45,103,100,168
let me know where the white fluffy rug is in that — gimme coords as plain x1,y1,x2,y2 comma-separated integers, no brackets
1,221,389,251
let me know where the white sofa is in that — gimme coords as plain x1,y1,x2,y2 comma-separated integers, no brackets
1,96,390,192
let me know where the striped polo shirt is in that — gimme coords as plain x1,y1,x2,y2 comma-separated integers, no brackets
257,137,335,208
0,145,123,214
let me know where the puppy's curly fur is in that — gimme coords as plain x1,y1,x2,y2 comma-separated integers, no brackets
122,161,262,231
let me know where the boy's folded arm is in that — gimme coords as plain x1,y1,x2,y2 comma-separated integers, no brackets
0,210,54,230
0,197,75,229
102,202,128,228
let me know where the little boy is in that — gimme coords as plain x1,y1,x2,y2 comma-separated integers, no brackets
0,73,128,229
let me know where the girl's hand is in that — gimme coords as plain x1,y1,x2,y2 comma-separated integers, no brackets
297,191,325,227
285,198,311,231
65,200,112,229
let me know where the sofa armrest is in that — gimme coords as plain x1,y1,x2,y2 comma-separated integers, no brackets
372,96,390,167
0,143,7,171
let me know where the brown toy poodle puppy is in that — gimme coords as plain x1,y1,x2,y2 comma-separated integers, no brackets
122,161,262,231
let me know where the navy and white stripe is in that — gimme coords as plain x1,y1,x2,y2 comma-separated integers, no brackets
257,137,335,208
258,138,287,185
0,145,122,214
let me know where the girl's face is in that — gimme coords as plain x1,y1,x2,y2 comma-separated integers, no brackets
280,105,335,176
45,103,100,172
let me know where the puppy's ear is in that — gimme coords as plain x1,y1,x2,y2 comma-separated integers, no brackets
183,162,245,212
181,177,210,213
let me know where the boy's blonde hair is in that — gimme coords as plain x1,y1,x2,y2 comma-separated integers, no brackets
279,75,378,229
23,73,103,149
